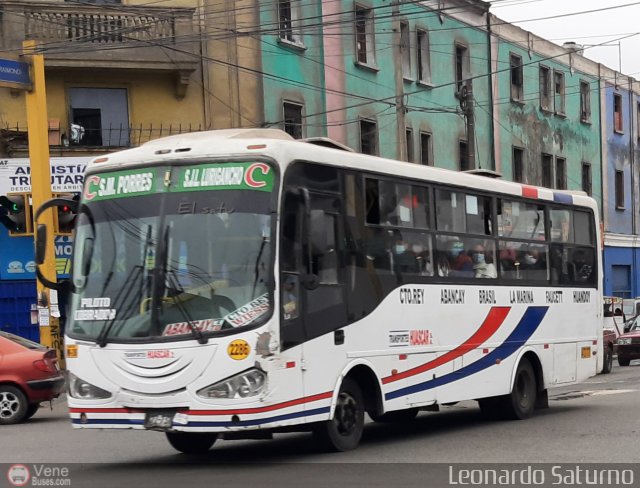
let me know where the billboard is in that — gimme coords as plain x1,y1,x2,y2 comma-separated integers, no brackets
0,157,89,194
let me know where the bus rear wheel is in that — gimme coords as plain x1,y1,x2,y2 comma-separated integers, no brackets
166,432,217,454
314,377,364,452
501,358,536,420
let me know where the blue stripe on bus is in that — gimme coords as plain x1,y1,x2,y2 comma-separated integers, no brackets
385,306,549,400
70,406,330,428
553,193,573,204
184,406,330,428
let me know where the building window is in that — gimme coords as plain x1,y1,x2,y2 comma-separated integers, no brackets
612,265,632,298
400,22,411,79
360,119,378,155
405,128,414,162
416,29,430,84
539,66,551,111
615,170,625,209
420,131,432,165
510,53,523,101
513,147,524,183
580,81,591,123
555,157,566,190
355,5,375,66
541,153,553,188
69,87,129,146
614,93,623,133
459,140,470,171
581,162,592,196
283,101,303,139
455,43,469,93
554,71,565,115
278,0,301,44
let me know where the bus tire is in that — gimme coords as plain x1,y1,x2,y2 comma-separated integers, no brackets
618,357,631,367
166,432,217,454
314,377,364,452
602,346,613,374
500,358,536,420
369,408,419,423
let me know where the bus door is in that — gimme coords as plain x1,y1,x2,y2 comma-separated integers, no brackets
299,191,348,399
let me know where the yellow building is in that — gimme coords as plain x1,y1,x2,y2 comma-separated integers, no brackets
0,0,262,157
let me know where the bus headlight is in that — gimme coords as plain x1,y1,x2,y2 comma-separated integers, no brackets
67,372,112,400
197,369,267,399
617,338,631,345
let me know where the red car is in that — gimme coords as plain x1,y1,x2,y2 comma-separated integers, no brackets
617,317,640,367
0,331,65,424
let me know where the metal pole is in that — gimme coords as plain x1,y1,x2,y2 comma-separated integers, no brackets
23,40,60,358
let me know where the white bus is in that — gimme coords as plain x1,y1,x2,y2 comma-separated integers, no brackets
36,129,603,453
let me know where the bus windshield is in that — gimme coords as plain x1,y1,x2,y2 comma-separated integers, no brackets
68,162,275,343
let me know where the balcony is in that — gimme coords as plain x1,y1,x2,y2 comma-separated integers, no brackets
0,1,199,94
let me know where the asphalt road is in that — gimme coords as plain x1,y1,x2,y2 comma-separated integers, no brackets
3,362,640,487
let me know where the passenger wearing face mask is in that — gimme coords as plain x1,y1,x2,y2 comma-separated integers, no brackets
522,249,540,268
393,237,420,274
448,240,473,277
472,244,497,279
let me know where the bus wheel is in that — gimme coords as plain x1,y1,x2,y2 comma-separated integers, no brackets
602,346,613,374
166,432,217,454
501,358,536,420
314,378,364,452
369,408,419,423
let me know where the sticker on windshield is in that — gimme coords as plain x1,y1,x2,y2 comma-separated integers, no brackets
225,294,270,327
74,297,116,321
161,294,270,336
162,318,225,337
83,168,157,202
175,162,273,193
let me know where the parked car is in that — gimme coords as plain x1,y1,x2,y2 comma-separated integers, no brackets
616,317,640,367
0,331,65,424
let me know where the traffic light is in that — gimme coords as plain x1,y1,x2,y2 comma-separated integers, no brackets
55,193,80,235
0,194,31,235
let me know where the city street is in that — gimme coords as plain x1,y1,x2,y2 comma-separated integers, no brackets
6,362,640,465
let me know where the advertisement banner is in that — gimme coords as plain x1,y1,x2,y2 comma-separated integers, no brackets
0,157,89,194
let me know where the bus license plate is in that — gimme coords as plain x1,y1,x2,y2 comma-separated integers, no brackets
144,411,176,430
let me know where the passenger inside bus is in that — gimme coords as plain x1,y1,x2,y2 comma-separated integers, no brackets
448,240,473,277
471,243,497,279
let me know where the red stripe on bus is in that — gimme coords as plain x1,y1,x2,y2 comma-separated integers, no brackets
521,186,538,199
382,306,511,384
179,391,333,416
69,391,333,417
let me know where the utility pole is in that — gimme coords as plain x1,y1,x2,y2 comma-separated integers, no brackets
393,1,406,161
23,40,60,358
462,81,475,170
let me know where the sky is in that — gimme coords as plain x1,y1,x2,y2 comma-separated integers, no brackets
491,0,640,78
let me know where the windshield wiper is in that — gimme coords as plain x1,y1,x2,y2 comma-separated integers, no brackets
158,225,208,344
96,265,143,347
165,270,209,344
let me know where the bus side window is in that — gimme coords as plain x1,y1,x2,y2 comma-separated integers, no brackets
281,191,301,272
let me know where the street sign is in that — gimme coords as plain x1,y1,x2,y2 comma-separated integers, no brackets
0,57,31,89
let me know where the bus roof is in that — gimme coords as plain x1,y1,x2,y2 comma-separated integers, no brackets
87,128,598,212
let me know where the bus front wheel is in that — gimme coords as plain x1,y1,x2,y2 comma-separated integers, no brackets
166,432,217,454
313,377,364,452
